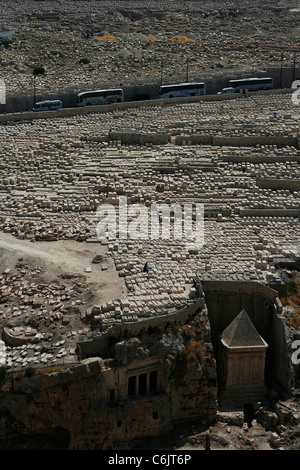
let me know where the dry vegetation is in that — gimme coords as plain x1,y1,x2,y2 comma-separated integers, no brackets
185,339,206,361
280,277,300,328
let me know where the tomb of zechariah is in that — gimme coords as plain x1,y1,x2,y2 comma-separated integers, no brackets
0,90,300,449
219,310,269,406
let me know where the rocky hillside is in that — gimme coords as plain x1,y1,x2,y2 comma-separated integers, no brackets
0,306,217,450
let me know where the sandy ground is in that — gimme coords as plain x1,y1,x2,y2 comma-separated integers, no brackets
0,232,127,305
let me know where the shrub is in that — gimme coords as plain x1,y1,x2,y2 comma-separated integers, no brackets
25,367,36,377
287,281,298,296
79,58,90,64
33,66,45,76
282,279,300,320
289,316,300,330
0,365,9,380
185,340,206,361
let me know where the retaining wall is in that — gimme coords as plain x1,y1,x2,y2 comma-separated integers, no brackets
270,311,294,392
102,132,300,151
202,280,278,298
0,88,294,126
108,131,170,146
222,154,300,164
257,178,300,191
239,208,300,218
175,135,300,149
77,297,205,359
1,61,297,113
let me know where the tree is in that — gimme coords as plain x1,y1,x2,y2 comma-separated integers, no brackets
32,67,45,107
79,58,90,65
33,66,45,76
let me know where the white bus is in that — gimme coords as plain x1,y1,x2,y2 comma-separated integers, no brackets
158,82,206,99
76,88,124,106
228,77,273,92
33,100,63,112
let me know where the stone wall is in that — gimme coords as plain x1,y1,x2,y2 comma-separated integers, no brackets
110,298,206,337
222,154,300,164
239,208,300,218
77,298,206,359
0,88,293,125
202,280,278,298
175,135,300,149
257,178,300,191
108,131,171,146
213,136,299,149
269,311,295,393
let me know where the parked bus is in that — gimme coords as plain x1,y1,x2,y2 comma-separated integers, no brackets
228,77,273,92
158,82,206,99
76,88,124,106
33,100,63,112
